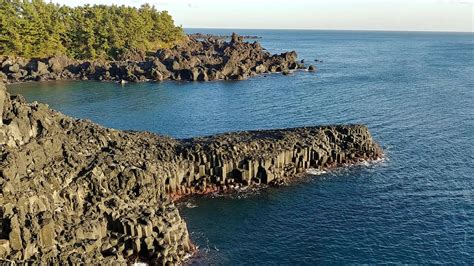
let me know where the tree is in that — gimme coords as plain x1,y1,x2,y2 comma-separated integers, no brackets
0,0,184,59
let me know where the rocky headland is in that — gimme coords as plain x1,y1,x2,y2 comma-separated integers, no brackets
188,33,262,40
0,33,312,84
0,81,382,264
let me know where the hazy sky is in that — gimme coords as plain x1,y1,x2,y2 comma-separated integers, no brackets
51,0,473,32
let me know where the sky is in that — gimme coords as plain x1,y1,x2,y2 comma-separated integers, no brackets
51,0,473,32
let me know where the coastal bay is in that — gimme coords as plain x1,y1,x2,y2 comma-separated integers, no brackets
5,29,472,264
1,0,473,263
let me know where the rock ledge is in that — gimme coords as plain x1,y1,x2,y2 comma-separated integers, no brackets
0,82,382,264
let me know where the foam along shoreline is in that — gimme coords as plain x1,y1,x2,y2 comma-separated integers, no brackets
172,154,386,203
0,33,317,84
0,81,382,264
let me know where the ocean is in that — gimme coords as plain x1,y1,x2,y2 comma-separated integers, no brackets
8,29,474,264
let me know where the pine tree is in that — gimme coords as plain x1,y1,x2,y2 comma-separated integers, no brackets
0,0,184,59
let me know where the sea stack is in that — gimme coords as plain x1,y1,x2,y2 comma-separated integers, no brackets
0,81,382,264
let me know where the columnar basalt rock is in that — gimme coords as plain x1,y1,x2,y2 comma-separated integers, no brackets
0,33,308,84
0,81,382,264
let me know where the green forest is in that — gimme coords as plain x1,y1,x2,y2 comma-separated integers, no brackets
0,0,184,60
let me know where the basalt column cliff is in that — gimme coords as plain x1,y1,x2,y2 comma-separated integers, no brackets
0,82,382,264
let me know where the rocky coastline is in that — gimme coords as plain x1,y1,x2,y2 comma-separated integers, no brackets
0,33,314,84
0,81,382,264
188,33,262,40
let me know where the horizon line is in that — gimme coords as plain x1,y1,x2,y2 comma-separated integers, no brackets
184,27,474,34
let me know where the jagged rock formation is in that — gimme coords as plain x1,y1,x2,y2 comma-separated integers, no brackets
0,81,382,264
188,33,262,40
0,33,308,84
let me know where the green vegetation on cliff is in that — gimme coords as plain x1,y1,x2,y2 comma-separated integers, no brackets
0,0,184,60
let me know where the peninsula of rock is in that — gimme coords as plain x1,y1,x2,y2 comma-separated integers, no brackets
0,82,382,264
0,33,312,84
188,33,262,40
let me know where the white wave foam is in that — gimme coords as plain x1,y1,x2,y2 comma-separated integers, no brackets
307,156,388,176
185,202,198,208
306,168,327,175
358,156,388,166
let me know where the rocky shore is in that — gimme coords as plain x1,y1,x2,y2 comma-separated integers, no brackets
0,33,311,84
188,33,262,40
0,81,382,264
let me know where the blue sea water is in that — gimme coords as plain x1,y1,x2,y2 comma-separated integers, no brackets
7,30,474,264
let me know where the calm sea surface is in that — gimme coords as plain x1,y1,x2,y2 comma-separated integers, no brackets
8,30,474,264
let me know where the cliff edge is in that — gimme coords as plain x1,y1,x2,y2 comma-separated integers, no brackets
0,82,382,264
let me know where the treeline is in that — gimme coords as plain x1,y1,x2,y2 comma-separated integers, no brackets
0,0,184,60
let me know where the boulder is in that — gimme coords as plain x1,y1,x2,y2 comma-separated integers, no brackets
10,70,28,80
151,69,164,81
8,217,23,251
171,60,181,71
283,51,298,62
8,63,20,73
1,57,11,68
32,61,49,75
231,32,243,44
255,64,266,73
152,59,169,73
48,56,71,73
1,56,17,69
39,221,55,249
308,65,317,72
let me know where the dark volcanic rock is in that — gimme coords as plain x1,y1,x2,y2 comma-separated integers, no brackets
34,61,49,75
231,32,244,43
2,33,305,84
7,64,20,73
48,56,73,73
0,81,382,264
188,33,262,40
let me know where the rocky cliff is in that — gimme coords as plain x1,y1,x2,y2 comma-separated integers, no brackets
0,81,382,264
0,33,312,84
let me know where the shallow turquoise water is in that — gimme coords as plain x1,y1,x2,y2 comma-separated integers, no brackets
8,30,474,264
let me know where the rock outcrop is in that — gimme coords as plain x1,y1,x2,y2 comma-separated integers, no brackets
0,81,382,264
308,65,317,72
188,33,262,40
0,33,310,84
